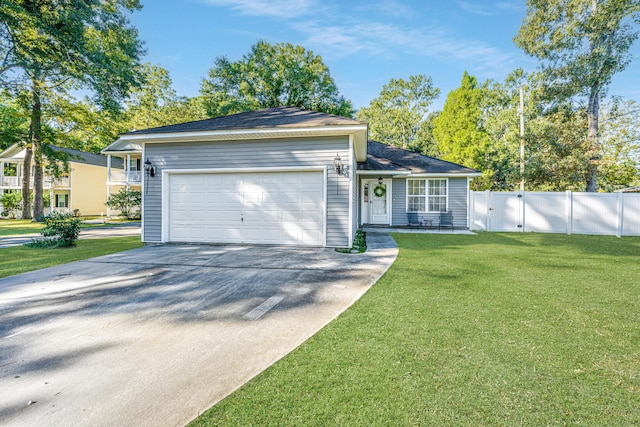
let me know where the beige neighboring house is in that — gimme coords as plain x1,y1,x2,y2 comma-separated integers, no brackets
100,139,142,217
0,143,124,217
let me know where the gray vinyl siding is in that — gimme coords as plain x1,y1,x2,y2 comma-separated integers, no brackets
392,177,469,228
143,136,351,247
391,178,407,226
448,178,468,228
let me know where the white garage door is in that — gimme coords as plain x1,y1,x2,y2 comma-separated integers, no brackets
168,171,325,245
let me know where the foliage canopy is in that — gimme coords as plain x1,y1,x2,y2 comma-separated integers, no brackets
201,40,354,118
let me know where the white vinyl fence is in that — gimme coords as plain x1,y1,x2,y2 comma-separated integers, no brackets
469,191,640,237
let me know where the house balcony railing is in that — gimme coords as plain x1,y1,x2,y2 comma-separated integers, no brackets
1,176,70,189
109,170,142,184
1,176,18,188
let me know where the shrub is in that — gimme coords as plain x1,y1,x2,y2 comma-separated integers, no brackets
106,188,141,220
1,191,22,218
26,212,82,248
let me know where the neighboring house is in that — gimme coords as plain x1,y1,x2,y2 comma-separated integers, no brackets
0,143,123,217
101,107,480,247
100,138,143,217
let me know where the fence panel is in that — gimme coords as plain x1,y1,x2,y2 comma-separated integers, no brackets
469,191,489,231
524,192,567,233
470,191,640,237
622,194,640,236
572,193,618,235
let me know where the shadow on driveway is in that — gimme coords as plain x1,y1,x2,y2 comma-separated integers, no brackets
0,233,397,427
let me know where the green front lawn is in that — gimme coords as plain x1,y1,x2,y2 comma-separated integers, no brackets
0,219,45,236
192,233,640,426
0,218,135,236
0,236,143,278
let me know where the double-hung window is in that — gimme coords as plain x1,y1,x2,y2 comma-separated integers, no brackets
428,179,447,212
407,180,426,212
55,194,69,208
407,178,448,212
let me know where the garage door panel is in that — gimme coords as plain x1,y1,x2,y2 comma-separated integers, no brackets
168,171,324,245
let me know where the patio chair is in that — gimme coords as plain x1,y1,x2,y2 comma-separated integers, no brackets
438,211,454,231
407,212,422,228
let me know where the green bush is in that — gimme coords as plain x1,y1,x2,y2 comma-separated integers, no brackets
26,212,81,248
1,191,22,218
106,188,141,220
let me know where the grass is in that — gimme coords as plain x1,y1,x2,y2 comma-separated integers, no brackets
0,236,143,278
0,219,45,236
0,218,137,236
191,233,640,426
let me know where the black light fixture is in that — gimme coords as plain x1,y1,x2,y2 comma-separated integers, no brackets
378,176,383,185
334,153,342,175
144,158,155,178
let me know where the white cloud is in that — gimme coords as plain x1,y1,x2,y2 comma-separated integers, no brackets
200,0,520,75
295,18,517,72
200,0,317,19
457,2,497,16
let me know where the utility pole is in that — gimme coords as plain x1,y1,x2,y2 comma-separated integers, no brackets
518,86,525,191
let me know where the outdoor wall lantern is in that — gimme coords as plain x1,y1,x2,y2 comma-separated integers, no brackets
334,153,343,175
334,153,349,177
378,176,383,185
144,158,155,178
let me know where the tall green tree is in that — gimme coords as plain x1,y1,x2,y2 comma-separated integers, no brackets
356,75,440,152
125,63,207,131
0,0,145,219
201,40,353,118
514,0,640,191
48,65,207,154
598,98,640,190
0,90,28,151
480,70,530,191
432,72,491,188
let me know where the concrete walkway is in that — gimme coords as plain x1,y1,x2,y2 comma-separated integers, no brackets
0,233,398,427
0,223,141,248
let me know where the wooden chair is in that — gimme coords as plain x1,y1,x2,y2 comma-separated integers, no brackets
438,211,454,231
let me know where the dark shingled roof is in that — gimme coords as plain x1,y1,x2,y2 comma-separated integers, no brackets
358,141,480,174
50,145,123,169
124,106,365,135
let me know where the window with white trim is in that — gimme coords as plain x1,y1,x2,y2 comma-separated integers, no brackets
407,178,448,212
55,194,69,208
128,158,141,171
407,179,425,212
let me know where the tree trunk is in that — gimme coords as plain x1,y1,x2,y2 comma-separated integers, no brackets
585,86,600,192
31,78,45,220
21,145,33,220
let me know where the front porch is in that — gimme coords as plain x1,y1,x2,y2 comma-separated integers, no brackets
362,225,476,235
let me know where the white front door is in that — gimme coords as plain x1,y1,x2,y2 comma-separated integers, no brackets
367,179,390,224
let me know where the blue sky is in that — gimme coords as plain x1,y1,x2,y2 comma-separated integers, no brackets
130,0,640,111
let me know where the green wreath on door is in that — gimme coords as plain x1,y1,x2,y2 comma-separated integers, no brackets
373,185,386,198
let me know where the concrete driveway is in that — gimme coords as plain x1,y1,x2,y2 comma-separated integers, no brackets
0,233,397,427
